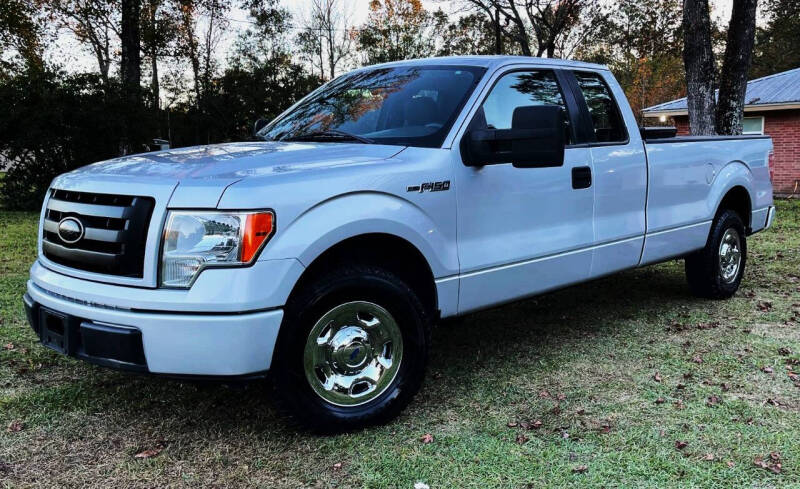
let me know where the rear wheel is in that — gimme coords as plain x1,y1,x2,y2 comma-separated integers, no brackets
685,209,747,299
271,264,431,432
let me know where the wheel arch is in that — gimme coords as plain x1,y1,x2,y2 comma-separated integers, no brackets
709,161,755,231
288,232,439,318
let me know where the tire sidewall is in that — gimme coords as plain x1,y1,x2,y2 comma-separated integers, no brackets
273,269,428,430
710,211,747,294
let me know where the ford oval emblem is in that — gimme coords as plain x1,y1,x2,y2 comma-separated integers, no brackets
57,217,84,244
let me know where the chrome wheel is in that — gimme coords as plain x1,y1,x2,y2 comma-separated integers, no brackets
718,227,742,283
303,301,404,407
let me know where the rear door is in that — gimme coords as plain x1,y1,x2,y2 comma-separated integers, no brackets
453,67,595,314
566,70,648,277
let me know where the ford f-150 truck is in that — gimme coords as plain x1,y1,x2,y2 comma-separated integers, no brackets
24,56,776,431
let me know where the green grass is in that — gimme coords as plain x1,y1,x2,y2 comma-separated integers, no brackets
2,201,800,488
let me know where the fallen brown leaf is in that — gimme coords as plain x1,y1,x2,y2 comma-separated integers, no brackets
516,433,529,445
6,420,23,433
757,300,773,312
702,453,715,461
691,355,704,364
754,452,782,474
507,421,518,428
419,433,434,444
134,447,163,459
707,395,721,406
778,347,792,356
332,462,342,471
655,397,666,404
653,372,663,382
762,366,774,374
572,465,588,473
675,440,688,450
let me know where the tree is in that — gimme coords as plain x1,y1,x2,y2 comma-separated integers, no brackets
682,0,716,135
435,13,499,56
715,0,758,135
682,0,759,135
0,0,44,72
121,0,141,100
751,0,800,78
296,0,354,81
42,0,119,85
577,0,684,122
141,0,180,110
356,0,438,65
175,0,231,143
458,0,604,58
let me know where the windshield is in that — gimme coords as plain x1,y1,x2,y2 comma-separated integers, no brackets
258,65,486,148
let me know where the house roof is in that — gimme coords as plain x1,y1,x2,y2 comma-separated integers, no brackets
643,67,800,117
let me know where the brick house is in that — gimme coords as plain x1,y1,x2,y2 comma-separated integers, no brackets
642,67,800,196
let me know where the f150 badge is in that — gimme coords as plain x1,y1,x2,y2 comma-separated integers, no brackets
407,180,450,193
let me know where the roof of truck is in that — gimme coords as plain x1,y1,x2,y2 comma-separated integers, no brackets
360,55,609,72
643,67,800,117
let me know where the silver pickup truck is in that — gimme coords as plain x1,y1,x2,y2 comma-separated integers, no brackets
24,56,775,431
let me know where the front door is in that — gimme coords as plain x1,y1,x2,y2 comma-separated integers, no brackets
453,68,595,314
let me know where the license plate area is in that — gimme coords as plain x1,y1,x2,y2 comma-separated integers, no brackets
39,307,74,354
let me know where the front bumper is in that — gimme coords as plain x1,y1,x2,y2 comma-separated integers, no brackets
25,282,284,377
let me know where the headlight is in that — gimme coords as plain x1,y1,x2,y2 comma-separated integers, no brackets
160,210,274,288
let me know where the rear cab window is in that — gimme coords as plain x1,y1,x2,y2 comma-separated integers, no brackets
573,71,628,144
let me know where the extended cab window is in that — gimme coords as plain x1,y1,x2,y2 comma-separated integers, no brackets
573,72,627,143
479,70,572,143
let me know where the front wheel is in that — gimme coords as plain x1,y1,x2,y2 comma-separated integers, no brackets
685,209,747,299
271,265,431,432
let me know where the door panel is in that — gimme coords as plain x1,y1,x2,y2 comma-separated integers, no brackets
454,68,595,314
569,70,648,276
456,147,594,313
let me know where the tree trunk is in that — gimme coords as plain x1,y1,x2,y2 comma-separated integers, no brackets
494,7,503,54
682,0,716,135
151,53,159,111
715,0,758,135
121,0,141,101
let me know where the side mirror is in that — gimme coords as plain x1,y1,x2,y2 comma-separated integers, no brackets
460,105,566,168
253,118,269,137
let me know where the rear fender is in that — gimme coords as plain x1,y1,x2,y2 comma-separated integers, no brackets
707,161,754,223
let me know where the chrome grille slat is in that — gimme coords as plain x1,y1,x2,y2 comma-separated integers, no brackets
42,189,154,278
46,199,133,219
43,240,120,265
44,220,125,243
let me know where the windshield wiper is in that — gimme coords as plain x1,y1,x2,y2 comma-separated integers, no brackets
283,129,375,144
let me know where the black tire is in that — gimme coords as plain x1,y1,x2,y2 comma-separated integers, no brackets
271,264,431,433
685,209,747,299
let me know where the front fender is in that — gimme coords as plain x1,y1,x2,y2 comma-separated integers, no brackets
259,191,458,279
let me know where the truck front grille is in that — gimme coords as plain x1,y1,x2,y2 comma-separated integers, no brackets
42,189,155,278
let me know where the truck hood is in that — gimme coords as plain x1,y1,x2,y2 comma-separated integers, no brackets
52,141,405,207
63,141,405,180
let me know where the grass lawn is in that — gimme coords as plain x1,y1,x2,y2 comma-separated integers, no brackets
1,201,799,488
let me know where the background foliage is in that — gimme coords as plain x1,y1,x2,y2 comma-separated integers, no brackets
0,0,797,209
